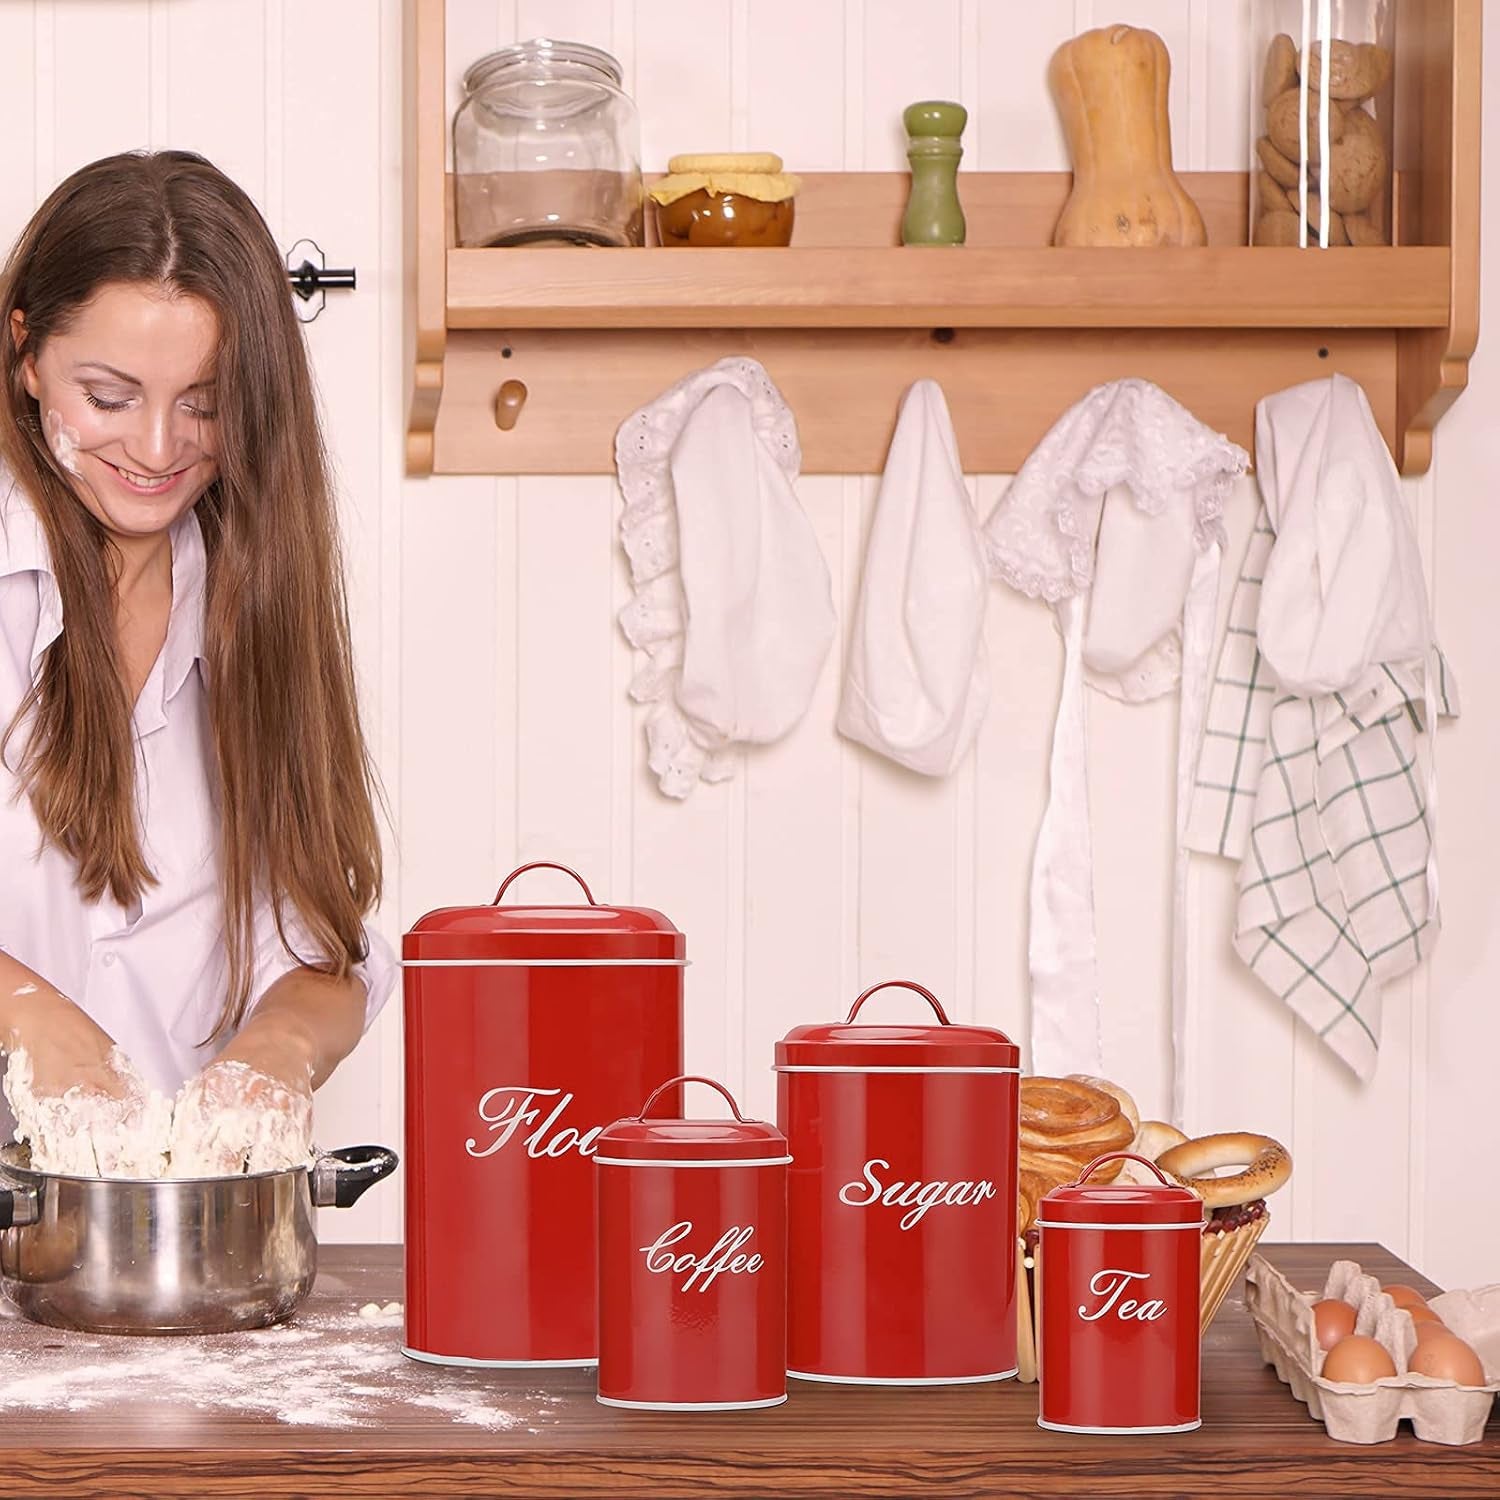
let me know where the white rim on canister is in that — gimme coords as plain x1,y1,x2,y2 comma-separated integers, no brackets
788,1367,1018,1387
402,957,688,967
402,1348,596,1369
773,1065,1019,1074
1038,1417,1201,1435
1036,1219,1202,1232
596,1393,788,1411
593,1155,791,1169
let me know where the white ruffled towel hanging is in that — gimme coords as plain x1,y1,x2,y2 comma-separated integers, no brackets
838,380,989,776
983,379,1247,1118
615,358,835,798
1185,374,1456,1080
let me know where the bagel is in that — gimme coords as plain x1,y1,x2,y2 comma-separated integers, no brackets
1117,1121,1190,1185
1156,1132,1292,1210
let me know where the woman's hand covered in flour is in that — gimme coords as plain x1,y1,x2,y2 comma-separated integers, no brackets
1,979,126,1102
0,963,174,1177
168,1041,315,1178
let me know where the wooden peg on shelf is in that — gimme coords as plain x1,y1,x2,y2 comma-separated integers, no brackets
494,379,528,431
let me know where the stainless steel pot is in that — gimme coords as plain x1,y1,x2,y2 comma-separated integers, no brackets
0,1142,397,1335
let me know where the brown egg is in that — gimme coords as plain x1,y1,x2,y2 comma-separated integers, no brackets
1382,1284,1427,1310
1413,1319,1453,1346
1406,1304,1445,1326
1311,1299,1358,1351
1322,1335,1398,1384
1408,1333,1487,1387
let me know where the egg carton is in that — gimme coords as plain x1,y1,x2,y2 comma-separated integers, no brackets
1245,1253,1500,1445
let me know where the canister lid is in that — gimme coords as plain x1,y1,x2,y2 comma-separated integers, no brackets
402,862,684,963
1038,1153,1205,1227
595,1077,790,1163
774,981,1020,1071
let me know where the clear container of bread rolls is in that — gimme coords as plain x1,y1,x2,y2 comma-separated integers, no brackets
1249,1,1394,247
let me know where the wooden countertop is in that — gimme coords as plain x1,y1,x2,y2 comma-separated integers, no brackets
0,1242,1493,1497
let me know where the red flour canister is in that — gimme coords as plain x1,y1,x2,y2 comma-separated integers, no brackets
403,862,685,1366
595,1075,789,1411
1038,1152,1206,1434
775,980,1020,1385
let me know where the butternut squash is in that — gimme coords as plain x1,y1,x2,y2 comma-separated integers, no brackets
1049,25,1206,247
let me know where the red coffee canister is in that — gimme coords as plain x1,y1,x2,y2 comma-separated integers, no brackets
775,980,1020,1385
403,862,685,1367
595,1075,789,1411
1038,1152,1205,1434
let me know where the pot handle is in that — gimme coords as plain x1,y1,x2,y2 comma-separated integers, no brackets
844,980,951,1026
0,1185,39,1230
313,1145,400,1209
1074,1151,1174,1188
637,1075,749,1124
492,861,598,906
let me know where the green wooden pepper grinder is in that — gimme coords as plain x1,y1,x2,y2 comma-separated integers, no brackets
901,100,967,246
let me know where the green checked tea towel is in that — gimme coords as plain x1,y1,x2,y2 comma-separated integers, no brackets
1185,376,1457,1080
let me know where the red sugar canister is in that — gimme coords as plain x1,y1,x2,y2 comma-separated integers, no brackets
595,1076,790,1411
1038,1152,1206,1434
776,980,1021,1385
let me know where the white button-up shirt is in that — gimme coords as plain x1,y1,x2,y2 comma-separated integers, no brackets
0,469,395,1100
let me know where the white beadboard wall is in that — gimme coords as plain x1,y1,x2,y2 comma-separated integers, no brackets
0,1,1494,1286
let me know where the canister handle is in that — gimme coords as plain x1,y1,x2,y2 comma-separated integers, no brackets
1074,1151,1175,1187
637,1074,749,1124
845,979,952,1026
492,861,598,906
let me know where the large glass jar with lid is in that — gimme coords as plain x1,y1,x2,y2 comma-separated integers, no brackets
453,38,643,248
1248,1,1393,249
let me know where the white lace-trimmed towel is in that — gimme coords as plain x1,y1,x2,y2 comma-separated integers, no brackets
983,379,1247,1111
1185,374,1457,1080
838,379,989,776
615,357,836,799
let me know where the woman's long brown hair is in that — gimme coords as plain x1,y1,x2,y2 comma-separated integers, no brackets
0,150,381,1042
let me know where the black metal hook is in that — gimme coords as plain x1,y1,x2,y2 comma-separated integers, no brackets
288,262,357,300
284,238,357,322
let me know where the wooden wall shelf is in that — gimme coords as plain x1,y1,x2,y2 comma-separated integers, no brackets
446,247,1452,332
405,0,1480,478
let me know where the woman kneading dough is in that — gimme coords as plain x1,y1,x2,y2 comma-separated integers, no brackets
0,151,394,1178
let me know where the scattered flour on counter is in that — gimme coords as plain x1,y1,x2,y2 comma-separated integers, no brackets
357,1301,403,1321
0,1297,567,1432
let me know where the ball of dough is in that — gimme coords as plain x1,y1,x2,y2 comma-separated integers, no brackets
1263,33,1299,105
1301,195,1350,246
1257,135,1301,190
1257,170,1292,213
1308,40,1393,101
1327,107,1388,215
1255,210,1304,247
1268,87,1346,164
1344,211,1389,247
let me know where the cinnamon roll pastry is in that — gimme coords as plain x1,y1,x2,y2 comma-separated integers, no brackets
1018,1075,1136,1199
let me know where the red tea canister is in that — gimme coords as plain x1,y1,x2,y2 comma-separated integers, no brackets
596,1076,789,1411
1038,1153,1206,1434
402,862,685,1367
775,981,1020,1385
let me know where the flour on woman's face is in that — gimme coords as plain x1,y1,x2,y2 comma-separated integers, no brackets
44,409,83,476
